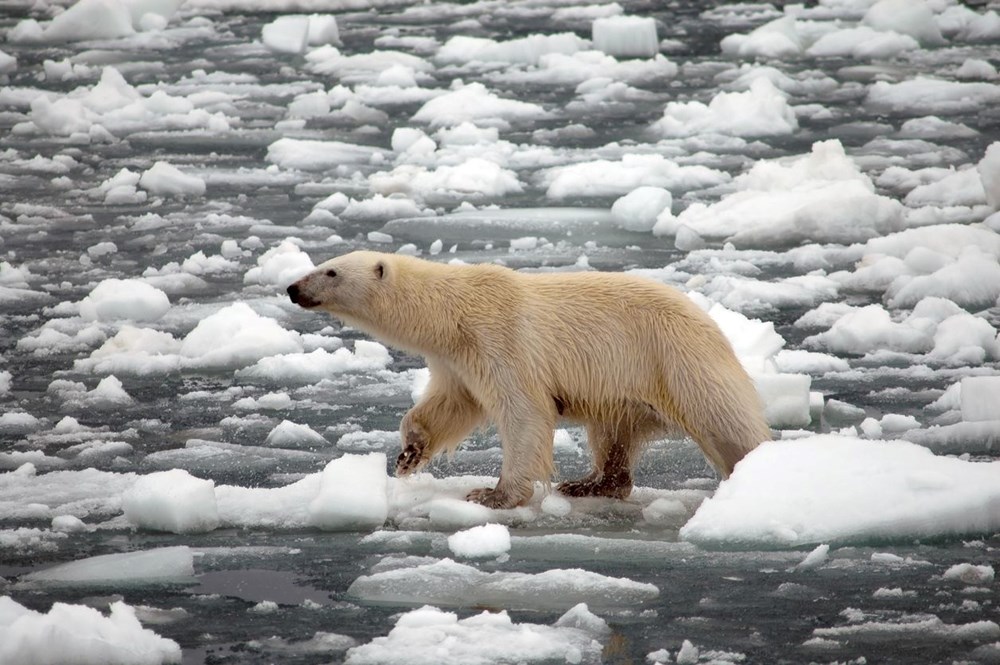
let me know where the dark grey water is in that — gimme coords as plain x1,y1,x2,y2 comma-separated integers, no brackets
2,0,1000,663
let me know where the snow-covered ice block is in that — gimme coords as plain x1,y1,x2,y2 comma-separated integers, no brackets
611,186,672,232
266,138,389,171
306,14,340,46
943,562,995,585
592,16,658,58
347,558,658,611
79,278,170,322
262,15,310,54
179,303,303,369
961,376,1000,423
862,0,945,46
680,436,1000,548
11,0,135,43
653,77,797,138
265,420,326,448
436,33,587,66
720,16,803,59
447,523,511,559
122,469,219,534
22,546,195,585
754,373,811,428
139,161,206,198
236,343,392,384
412,82,547,128
309,453,389,531
0,597,181,665
344,603,606,665
369,158,523,198
979,141,1000,209
662,140,902,246
243,239,314,288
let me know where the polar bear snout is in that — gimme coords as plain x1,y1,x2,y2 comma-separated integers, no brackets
287,281,320,309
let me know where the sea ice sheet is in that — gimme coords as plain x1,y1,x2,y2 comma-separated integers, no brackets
681,436,1000,548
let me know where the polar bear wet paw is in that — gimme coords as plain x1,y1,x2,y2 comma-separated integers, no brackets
396,422,429,476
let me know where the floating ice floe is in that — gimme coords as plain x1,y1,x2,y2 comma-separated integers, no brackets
8,0,184,44
866,78,1000,116
720,0,946,61
592,15,658,58
657,139,903,246
266,137,389,171
122,469,219,534
0,597,181,665
447,523,511,559
344,603,607,665
22,546,195,585
369,158,522,199
138,161,206,198
542,153,728,200
653,77,798,138
242,239,315,288
261,14,339,54
78,279,170,323
15,66,230,139
435,33,587,66
828,227,1000,313
680,436,1000,548
412,82,547,129
346,558,658,611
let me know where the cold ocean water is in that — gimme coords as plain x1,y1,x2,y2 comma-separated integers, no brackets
2,0,1000,663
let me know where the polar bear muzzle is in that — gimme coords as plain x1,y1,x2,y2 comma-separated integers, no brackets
286,282,320,309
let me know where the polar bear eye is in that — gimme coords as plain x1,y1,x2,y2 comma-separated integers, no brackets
375,262,385,279
325,269,337,278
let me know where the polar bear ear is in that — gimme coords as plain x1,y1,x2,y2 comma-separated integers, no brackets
374,261,385,280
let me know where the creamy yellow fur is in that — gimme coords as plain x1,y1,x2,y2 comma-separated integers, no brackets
289,251,771,509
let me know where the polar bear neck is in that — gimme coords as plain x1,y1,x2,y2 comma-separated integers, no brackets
357,258,520,361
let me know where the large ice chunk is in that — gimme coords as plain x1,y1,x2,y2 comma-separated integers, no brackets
412,82,547,128
262,15,310,54
22,546,195,585
347,558,658,611
661,140,902,246
79,279,170,323
653,77,797,138
122,469,219,534
0,597,181,665
309,453,389,531
979,141,1000,209
179,303,303,369
592,16,658,58
961,377,1000,422
447,523,511,559
345,603,606,665
139,161,206,198
754,374,812,428
680,436,1000,548
862,0,945,46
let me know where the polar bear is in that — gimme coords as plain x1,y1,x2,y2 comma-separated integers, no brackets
288,251,770,509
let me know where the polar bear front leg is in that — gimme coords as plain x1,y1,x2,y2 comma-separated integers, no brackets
396,371,484,477
466,393,555,509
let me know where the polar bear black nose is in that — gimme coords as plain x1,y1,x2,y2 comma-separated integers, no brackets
287,283,301,304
